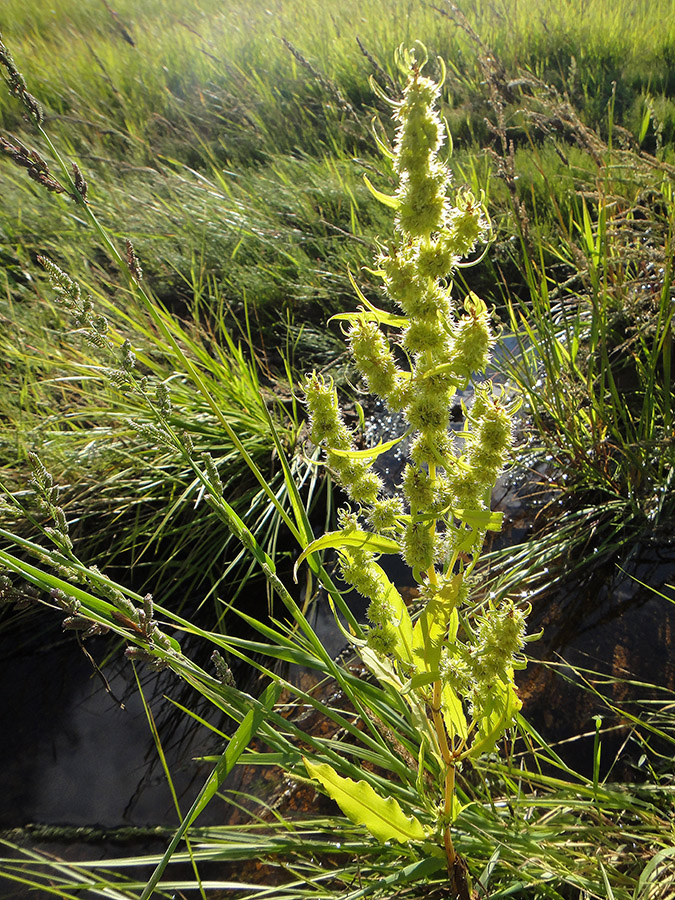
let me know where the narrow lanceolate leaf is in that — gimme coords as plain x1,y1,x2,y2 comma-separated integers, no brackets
329,309,409,328
294,529,400,580
340,268,409,327
363,174,401,209
453,507,504,531
329,431,409,460
139,681,281,900
303,759,426,844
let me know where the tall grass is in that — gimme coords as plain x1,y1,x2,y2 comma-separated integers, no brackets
1,6,674,899
2,0,675,166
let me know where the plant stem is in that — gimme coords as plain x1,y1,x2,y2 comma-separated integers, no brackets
426,461,456,868
432,678,456,868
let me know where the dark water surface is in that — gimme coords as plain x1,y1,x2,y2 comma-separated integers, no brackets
0,624,226,830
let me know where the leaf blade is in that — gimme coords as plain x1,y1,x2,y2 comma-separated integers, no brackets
303,759,426,843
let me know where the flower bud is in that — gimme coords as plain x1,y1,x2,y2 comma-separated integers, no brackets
349,319,399,398
474,601,527,679
445,190,488,257
449,293,493,376
402,522,435,571
467,395,513,483
416,239,458,280
440,646,472,695
350,469,384,505
340,548,386,601
367,594,396,627
397,167,447,238
304,374,352,450
402,464,434,509
367,622,399,656
410,429,454,468
367,497,404,532
447,461,485,510
407,388,451,432
402,319,449,356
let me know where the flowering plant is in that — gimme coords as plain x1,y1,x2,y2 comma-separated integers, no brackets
300,44,529,888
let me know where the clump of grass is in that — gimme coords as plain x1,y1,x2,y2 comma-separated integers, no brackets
440,9,675,587
1,14,675,900
3,0,675,169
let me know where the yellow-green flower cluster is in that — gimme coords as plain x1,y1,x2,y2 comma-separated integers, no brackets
302,49,518,668
304,373,383,505
339,543,399,654
447,385,513,514
439,599,527,719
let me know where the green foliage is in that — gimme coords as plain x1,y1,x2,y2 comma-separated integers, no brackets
494,123,675,583
303,759,427,844
1,7,675,900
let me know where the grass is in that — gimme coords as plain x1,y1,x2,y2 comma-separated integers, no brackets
1,1,675,898
479,43,675,582
2,0,675,162
0,254,320,609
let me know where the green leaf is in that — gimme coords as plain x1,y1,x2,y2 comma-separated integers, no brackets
139,682,281,900
303,759,426,844
465,673,521,759
442,682,468,744
336,268,409,327
329,431,409,461
359,645,403,690
294,529,400,580
401,670,440,694
454,507,503,531
329,308,408,328
363,174,401,209
344,856,446,900
380,574,414,665
412,574,462,672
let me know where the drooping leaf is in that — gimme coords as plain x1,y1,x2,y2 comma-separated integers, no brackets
303,759,426,843
329,432,409,461
380,574,414,665
359,645,402,691
329,309,408,328
294,529,400,580
363,174,401,209
338,268,409,327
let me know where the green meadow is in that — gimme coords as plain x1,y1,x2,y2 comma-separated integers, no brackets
0,0,674,897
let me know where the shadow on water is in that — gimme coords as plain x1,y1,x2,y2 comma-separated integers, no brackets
485,457,675,776
517,537,675,776
0,619,231,830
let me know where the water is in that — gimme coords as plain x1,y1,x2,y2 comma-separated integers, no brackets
0,622,226,830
